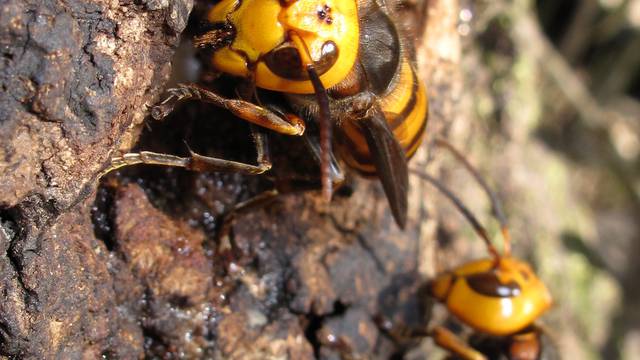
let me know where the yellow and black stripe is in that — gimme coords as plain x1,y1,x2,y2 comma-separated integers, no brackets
338,59,428,175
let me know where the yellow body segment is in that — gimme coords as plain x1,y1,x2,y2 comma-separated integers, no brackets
378,60,415,114
394,79,428,158
338,60,428,174
208,0,360,93
429,257,552,336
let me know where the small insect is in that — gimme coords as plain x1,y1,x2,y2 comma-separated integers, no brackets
102,0,428,228
378,139,555,360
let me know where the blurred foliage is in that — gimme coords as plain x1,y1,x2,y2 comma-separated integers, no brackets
442,0,640,359
535,1,640,358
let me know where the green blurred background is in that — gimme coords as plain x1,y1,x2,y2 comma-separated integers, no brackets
447,0,640,358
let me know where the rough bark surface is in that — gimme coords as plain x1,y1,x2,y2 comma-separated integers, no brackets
0,0,193,357
0,0,460,358
0,0,192,209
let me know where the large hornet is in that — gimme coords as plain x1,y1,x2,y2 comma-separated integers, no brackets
103,0,429,228
378,139,556,360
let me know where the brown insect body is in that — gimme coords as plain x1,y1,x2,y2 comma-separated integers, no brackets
285,0,429,227
102,0,428,229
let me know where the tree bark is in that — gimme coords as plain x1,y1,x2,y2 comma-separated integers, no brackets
0,0,461,358
0,0,193,357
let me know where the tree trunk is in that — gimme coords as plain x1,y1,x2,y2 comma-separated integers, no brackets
0,0,461,358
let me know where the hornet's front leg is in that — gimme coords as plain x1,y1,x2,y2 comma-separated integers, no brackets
151,83,305,136
101,82,307,178
101,125,273,177
375,316,486,360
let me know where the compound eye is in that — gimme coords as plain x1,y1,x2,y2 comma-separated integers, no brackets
466,272,522,298
264,40,339,80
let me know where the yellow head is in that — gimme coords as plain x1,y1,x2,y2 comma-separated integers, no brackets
204,0,360,93
429,257,552,336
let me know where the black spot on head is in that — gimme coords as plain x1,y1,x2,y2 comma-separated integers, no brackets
317,4,333,24
466,271,522,298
